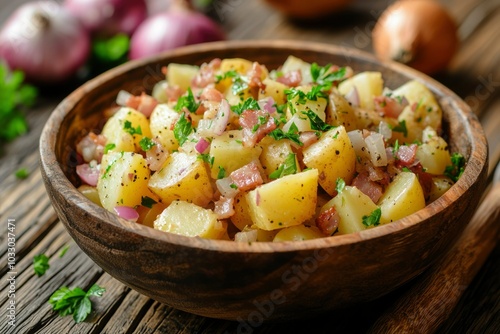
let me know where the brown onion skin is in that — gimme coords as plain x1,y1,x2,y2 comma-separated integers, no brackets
372,0,459,75
262,0,352,19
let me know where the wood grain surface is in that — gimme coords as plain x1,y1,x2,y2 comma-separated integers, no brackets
1,0,499,333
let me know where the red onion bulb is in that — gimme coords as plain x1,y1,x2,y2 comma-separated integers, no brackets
129,5,225,60
0,1,91,84
64,0,148,36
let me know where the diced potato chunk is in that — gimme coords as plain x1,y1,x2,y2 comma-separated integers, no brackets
378,172,426,224
149,152,213,207
326,91,358,131
273,225,324,242
416,127,452,175
281,55,312,85
326,186,379,234
220,58,253,74
259,137,298,178
154,201,226,239
245,169,318,231
149,104,180,152
101,107,152,153
78,185,101,206
429,176,454,202
167,63,199,91
338,71,383,110
302,126,356,196
210,130,262,179
231,193,253,231
392,80,442,130
97,152,151,211
258,78,287,105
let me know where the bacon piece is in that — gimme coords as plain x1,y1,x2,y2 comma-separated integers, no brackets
191,58,221,88
126,92,158,117
248,62,266,89
396,144,418,166
299,131,319,149
352,172,384,204
373,95,408,118
409,163,433,201
200,87,224,102
239,109,277,147
230,161,264,192
214,196,235,219
316,206,340,235
276,70,302,87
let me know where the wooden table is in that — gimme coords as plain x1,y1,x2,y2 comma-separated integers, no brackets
1,0,499,333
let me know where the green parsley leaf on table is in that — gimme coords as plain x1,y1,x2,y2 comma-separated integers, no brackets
49,284,106,323
59,245,70,258
15,168,29,179
33,254,50,277
0,64,37,142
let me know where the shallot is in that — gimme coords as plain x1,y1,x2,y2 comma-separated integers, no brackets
129,0,225,60
0,1,90,83
372,0,459,74
64,0,148,36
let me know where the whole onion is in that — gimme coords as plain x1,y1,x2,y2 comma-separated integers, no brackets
129,1,225,60
0,1,90,84
64,0,148,36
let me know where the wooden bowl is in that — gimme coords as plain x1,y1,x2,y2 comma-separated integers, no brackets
39,40,488,322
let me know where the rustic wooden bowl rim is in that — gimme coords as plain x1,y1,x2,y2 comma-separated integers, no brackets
39,40,487,254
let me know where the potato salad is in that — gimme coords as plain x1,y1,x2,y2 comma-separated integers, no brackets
75,56,465,242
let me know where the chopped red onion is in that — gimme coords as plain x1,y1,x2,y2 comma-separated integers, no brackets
195,137,210,154
216,177,239,198
345,87,360,107
76,162,100,186
365,132,388,167
113,206,139,222
258,96,276,114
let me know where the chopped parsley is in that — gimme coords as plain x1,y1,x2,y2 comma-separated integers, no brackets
141,196,158,208
215,69,238,83
15,167,29,179
139,137,156,151
231,97,260,115
335,178,345,193
198,153,214,167
362,207,382,227
33,254,50,277
103,143,116,153
310,63,346,87
173,113,192,146
402,167,411,172
59,245,70,258
123,120,142,136
268,122,302,146
269,153,298,179
392,139,400,156
174,87,200,113
230,183,238,189
217,166,226,179
444,153,465,182
49,284,106,323
303,110,334,132
390,120,408,137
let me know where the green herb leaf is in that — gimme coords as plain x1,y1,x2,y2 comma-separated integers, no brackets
15,167,29,179
141,196,158,209
269,153,298,179
335,178,346,193
215,69,238,83
390,120,408,137
0,64,38,142
198,153,214,167
217,166,226,179
302,110,334,132
402,167,412,172
173,113,193,146
310,63,346,86
231,97,260,115
123,120,142,136
268,122,302,146
392,139,400,156
362,207,382,227
174,87,200,113
49,284,105,323
59,245,70,258
444,153,465,182
139,137,156,151
33,254,50,277
103,143,116,154
92,34,130,63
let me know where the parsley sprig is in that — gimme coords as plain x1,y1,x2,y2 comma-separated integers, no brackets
231,97,260,115
269,153,298,179
268,122,302,146
49,284,106,323
173,113,193,146
174,87,200,113
123,120,142,136
362,208,382,227
444,153,465,182
33,254,50,277
0,65,38,142
390,120,408,137
302,110,334,132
